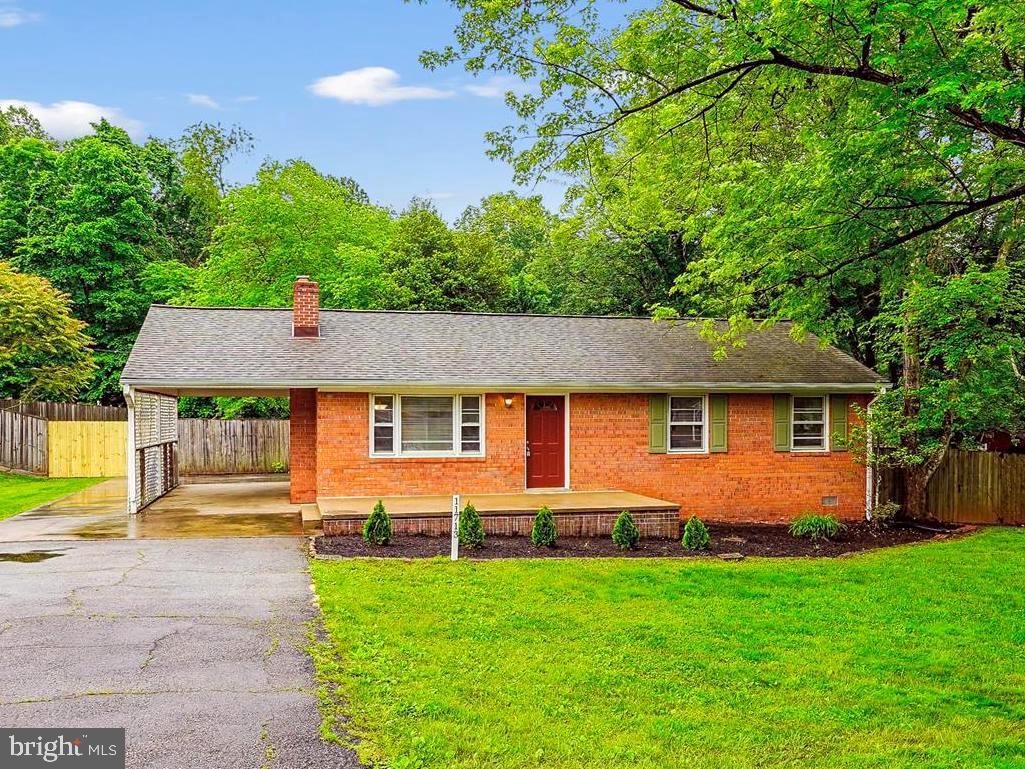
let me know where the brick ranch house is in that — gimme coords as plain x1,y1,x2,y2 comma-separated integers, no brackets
121,277,886,537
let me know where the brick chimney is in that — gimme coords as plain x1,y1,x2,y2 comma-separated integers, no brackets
292,276,320,338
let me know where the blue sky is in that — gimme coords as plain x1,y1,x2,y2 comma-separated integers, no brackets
0,0,567,219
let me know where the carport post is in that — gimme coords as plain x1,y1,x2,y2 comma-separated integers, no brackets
124,385,139,515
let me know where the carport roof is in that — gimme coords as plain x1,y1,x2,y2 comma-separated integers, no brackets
120,305,885,393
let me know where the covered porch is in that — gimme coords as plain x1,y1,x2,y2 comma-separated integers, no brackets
318,489,681,539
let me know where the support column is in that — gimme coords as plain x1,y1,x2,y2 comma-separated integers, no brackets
123,385,139,515
289,388,318,504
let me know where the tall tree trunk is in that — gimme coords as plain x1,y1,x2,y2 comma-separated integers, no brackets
901,316,929,518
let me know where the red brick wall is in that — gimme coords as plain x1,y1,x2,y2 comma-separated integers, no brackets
289,388,317,503
316,392,526,497
309,390,869,522
570,393,869,522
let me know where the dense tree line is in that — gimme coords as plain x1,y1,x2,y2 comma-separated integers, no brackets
0,105,685,414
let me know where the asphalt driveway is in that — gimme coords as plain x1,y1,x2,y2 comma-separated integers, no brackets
0,537,357,769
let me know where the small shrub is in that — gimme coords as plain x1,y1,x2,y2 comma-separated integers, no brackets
362,500,392,545
611,510,640,550
458,502,485,548
270,460,287,474
531,505,558,547
682,515,710,551
789,512,843,541
870,501,900,527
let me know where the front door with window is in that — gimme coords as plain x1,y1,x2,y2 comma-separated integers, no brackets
526,396,565,488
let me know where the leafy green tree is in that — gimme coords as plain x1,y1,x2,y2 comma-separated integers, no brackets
0,138,56,264
430,0,1025,516
13,120,163,402
190,160,394,308
0,261,94,400
0,105,48,145
385,198,506,311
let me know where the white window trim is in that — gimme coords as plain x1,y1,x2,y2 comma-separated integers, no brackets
666,393,709,454
369,393,486,459
790,394,830,452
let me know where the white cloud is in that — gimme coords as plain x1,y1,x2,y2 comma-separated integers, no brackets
0,6,40,28
0,99,144,140
309,67,454,106
234,95,259,103
186,93,220,109
464,75,530,99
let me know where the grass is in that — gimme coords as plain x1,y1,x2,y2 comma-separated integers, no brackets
311,529,1025,769
0,472,102,521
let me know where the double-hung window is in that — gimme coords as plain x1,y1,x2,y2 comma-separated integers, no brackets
371,394,484,457
791,396,827,451
668,395,706,453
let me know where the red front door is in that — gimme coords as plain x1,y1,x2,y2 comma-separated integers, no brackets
526,396,565,488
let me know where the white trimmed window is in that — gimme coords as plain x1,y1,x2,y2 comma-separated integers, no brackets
370,394,484,457
668,395,706,453
791,395,827,451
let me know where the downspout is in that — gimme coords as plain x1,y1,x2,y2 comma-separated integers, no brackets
123,384,138,515
864,384,889,521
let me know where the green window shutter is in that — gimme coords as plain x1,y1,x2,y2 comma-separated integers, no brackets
773,394,791,452
830,395,849,451
648,394,667,454
709,394,728,453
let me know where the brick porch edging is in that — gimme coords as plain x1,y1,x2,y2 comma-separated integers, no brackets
322,508,680,539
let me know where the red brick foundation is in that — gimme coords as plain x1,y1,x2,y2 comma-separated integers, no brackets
322,508,680,539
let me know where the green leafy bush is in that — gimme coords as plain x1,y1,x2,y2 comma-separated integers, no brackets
789,513,843,541
458,502,485,548
682,516,710,551
531,505,558,547
611,510,640,550
870,501,900,527
363,500,392,545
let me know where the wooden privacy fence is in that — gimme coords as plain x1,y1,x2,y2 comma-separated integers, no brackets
879,449,1025,525
0,410,48,474
47,421,128,477
0,399,125,421
177,419,289,475
1,400,128,477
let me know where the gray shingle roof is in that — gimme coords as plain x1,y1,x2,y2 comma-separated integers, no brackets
120,306,884,391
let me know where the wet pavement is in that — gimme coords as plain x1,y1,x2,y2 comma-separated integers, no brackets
0,537,358,769
0,479,310,542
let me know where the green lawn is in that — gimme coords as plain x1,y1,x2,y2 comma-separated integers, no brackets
311,529,1025,769
0,472,102,521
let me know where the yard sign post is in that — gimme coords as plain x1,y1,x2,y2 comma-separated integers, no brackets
451,494,460,561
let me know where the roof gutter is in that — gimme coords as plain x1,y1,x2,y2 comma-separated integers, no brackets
119,379,888,394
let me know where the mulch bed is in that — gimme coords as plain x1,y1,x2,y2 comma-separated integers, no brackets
313,521,970,560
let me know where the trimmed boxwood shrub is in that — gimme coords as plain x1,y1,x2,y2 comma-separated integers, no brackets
682,515,710,551
531,505,558,547
611,510,640,550
458,502,485,548
789,513,843,541
362,500,392,545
